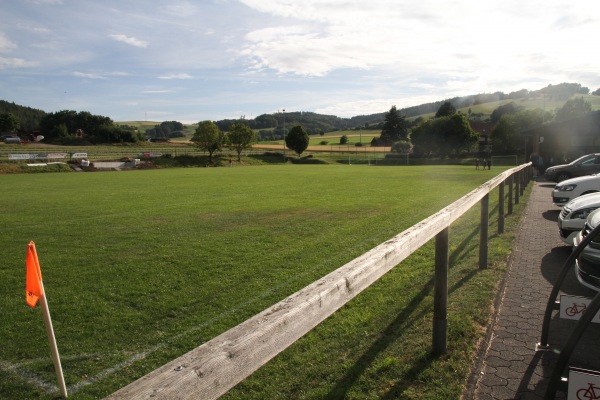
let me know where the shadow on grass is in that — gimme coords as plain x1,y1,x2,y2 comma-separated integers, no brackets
248,153,286,164
324,216,497,399
321,186,530,399
322,274,436,399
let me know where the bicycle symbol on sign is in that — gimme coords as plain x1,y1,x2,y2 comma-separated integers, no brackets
566,302,588,317
577,382,600,399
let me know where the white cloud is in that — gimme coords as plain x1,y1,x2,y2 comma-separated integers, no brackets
0,33,18,53
237,0,600,86
158,1,198,17
158,73,193,80
316,95,443,118
109,34,148,48
0,56,38,69
73,71,108,80
73,71,129,79
142,89,175,94
26,0,63,4
2,0,600,122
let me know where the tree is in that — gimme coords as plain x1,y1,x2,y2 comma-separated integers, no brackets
435,101,456,118
226,123,255,161
490,102,521,124
410,114,477,156
38,110,139,143
490,108,545,155
0,100,46,131
146,121,185,139
391,139,413,154
285,125,310,156
411,119,442,156
555,97,592,121
340,134,348,144
443,114,478,155
192,120,223,163
0,112,20,132
491,115,519,154
379,105,408,145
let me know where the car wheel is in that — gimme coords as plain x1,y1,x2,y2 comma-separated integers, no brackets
556,173,571,182
581,191,599,196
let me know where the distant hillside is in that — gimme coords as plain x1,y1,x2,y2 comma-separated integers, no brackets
214,82,598,135
3,82,598,135
0,100,46,131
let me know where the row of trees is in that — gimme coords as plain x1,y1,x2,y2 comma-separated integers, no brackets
209,82,595,137
490,96,594,155
193,121,312,162
0,112,20,133
1,81,597,147
215,111,344,136
38,110,142,144
373,102,479,157
145,121,185,140
0,100,46,131
376,91,595,158
193,121,255,162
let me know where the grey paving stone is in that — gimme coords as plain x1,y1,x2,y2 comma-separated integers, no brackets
469,179,600,399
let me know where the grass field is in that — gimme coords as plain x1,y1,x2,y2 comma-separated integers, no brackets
0,164,530,399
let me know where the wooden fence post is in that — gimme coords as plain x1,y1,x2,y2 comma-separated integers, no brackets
433,227,449,355
498,181,505,234
515,171,520,205
479,193,489,268
508,175,514,215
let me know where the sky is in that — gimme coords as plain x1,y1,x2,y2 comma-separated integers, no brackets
1,0,599,123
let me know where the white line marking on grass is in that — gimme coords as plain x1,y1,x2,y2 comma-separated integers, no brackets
11,211,421,396
0,353,104,395
0,359,58,393
69,276,301,394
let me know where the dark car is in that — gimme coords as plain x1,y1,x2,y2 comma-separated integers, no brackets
545,154,600,182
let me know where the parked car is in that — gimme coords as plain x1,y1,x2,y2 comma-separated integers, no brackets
545,153,600,182
1,133,21,144
574,208,600,291
552,174,600,207
558,192,600,245
3,136,21,144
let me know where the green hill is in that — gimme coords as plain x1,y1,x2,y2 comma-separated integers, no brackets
3,82,598,136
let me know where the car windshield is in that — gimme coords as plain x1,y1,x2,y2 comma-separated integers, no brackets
571,155,595,165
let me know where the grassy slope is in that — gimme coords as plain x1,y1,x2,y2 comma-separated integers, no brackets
0,165,528,399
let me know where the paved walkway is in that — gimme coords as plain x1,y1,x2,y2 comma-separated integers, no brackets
467,179,600,399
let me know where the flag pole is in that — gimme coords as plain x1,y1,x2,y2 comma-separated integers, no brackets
39,281,68,398
26,241,67,398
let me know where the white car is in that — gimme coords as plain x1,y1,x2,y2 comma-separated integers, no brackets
558,192,600,245
552,174,600,207
574,208,600,291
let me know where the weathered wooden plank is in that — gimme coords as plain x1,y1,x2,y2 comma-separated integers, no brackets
106,164,530,400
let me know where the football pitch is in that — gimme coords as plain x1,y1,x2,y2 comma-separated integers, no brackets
0,164,523,399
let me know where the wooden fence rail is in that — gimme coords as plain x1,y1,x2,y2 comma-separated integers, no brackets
106,163,532,400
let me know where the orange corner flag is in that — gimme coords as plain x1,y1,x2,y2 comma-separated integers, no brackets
26,241,44,308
